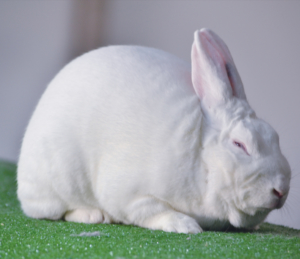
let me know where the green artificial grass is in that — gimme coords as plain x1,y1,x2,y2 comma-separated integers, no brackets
0,160,299,259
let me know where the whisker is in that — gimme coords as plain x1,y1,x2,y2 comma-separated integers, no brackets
291,174,300,181
289,187,300,196
276,202,293,227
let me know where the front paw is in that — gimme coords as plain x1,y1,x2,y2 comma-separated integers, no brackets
147,212,203,234
64,209,105,224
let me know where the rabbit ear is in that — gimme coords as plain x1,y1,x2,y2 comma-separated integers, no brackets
191,28,246,109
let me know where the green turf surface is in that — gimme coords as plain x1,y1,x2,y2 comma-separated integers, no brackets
0,160,299,259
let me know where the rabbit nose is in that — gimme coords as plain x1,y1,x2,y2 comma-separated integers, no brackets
273,188,283,199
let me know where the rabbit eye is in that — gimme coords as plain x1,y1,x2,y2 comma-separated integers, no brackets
234,141,242,148
233,141,249,155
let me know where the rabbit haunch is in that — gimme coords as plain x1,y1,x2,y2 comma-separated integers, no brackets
17,28,291,234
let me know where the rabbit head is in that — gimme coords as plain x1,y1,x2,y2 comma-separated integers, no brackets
192,29,291,228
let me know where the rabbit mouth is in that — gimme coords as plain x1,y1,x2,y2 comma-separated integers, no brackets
256,200,284,211
270,198,285,209
263,194,288,210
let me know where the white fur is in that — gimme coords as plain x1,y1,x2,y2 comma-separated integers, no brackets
17,29,291,234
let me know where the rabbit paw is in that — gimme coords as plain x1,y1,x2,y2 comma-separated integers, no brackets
64,209,105,224
148,212,203,234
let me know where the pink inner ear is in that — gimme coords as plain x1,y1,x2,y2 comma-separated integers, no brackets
201,30,236,97
191,42,205,99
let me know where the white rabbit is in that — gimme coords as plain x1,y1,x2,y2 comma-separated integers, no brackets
17,28,291,234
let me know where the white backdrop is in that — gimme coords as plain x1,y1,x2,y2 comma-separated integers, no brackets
0,0,299,229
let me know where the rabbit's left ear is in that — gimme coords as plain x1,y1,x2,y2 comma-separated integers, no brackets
191,29,246,109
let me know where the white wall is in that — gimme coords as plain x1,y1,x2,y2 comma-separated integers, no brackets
0,0,102,162
1,0,299,229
